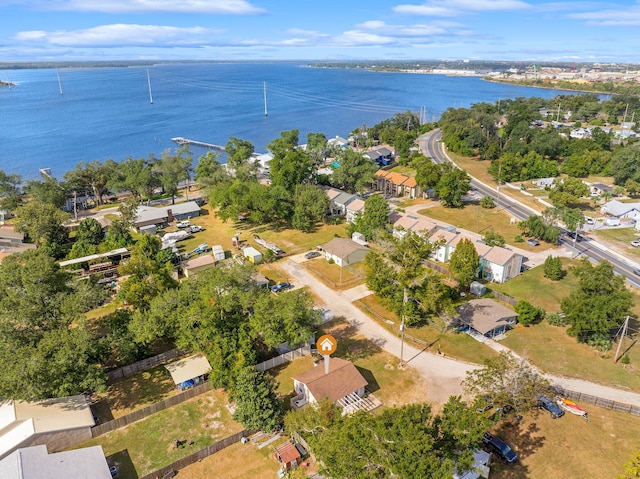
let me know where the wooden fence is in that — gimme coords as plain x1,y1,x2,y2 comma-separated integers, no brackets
489,290,517,306
107,348,187,382
255,345,312,372
138,429,255,479
91,382,210,437
553,386,640,417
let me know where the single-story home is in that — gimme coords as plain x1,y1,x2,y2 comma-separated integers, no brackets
531,177,556,188
321,238,369,267
0,395,96,460
327,136,348,149
0,227,24,245
165,353,211,390
292,358,368,412
0,444,112,479
589,183,614,196
182,254,216,278
601,200,640,221
134,201,201,229
456,298,519,339
453,449,491,479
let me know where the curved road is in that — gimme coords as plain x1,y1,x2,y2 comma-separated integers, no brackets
418,129,640,288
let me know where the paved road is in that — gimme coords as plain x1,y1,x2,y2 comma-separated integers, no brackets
282,256,640,407
417,129,640,289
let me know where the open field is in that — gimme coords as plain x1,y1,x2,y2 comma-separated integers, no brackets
502,322,640,393
355,294,497,365
91,364,180,422
490,258,582,312
303,257,365,290
491,405,640,479
82,390,243,479
418,204,558,254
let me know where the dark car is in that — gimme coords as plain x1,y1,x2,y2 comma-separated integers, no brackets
271,282,292,293
537,394,564,419
482,432,518,464
526,238,540,246
304,251,321,260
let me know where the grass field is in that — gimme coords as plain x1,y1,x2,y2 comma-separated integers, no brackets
491,406,640,479
501,322,640,392
91,364,179,422
592,227,640,260
82,390,243,479
303,258,365,290
490,258,582,312
418,204,558,254
355,294,498,365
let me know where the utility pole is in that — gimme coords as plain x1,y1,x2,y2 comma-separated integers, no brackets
399,289,406,367
613,316,629,363
73,190,78,221
496,161,502,212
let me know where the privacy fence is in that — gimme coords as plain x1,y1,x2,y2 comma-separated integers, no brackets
91,382,210,437
138,429,255,479
107,348,187,382
255,344,312,372
553,386,640,417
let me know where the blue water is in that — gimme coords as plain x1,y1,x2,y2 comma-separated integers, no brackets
0,62,580,180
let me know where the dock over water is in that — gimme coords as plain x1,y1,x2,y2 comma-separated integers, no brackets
171,137,226,151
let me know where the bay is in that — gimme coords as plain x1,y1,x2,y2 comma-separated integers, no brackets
0,62,579,180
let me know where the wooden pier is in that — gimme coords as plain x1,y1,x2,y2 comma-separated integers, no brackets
171,137,226,151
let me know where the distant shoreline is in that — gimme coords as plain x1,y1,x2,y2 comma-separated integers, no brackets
481,77,617,96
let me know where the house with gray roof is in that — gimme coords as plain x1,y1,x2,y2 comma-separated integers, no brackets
134,201,201,229
601,200,640,221
0,445,112,479
321,238,369,267
332,192,357,216
457,298,518,340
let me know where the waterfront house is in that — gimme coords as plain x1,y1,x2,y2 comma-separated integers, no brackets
134,201,201,229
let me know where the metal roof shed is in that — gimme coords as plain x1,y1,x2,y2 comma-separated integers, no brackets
165,353,212,386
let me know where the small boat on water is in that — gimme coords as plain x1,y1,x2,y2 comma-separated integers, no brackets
555,396,588,418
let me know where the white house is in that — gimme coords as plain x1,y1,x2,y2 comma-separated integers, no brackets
480,246,523,284
429,229,458,262
321,238,369,267
345,198,365,224
601,200,640,221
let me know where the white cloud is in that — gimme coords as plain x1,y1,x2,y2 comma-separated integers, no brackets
10,0,265,14
13,24,222,46
394,0,531,17
333,31,396,47
569,3,640,26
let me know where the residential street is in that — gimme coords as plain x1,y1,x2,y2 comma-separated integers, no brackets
279,256,640,408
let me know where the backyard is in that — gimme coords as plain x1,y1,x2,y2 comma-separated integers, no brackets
82,390,244,479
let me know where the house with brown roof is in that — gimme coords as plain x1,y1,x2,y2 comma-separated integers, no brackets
345,198,365,223
456,298,518,339
480,246,523,284
429,229,459,262
391,213,438,239
274,441,306,471
321,238,369,267
373,170,423,198
291,358,368,411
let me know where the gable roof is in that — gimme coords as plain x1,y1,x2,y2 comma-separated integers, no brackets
601,200,640,217
0,228,23,241
293,358,368,402
322,238,368,260
374,170,390,178
183,254,216,270
0,445,112,479
135,201,201,224
346,198,365,212
165,353,211,385
393,215,419,230
483,246,516,266
274,441,301,465
429,229,457,245
323,187,343,200
383,171,409,185
333,192,357,206
457,299,518,335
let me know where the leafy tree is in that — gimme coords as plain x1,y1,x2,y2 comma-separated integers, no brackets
463,351,550,416
611,146,640,186
23,177,66,209
543,255,563,280
561,259,633,344
517,215,560,244
449,238,479,290
617,449,640,479
352,194,390,239
0,169,22,211
268,148,314,191
514,299,544,326
14,200,69,256
480,195,495,209
307,132,327,153
152,147,192,204
76,217,105,245
364,251,401,311
231,366,282,432
548,177,590,207
194,151,229,189
225,137,255,171
100,309,150,366
412,156,442,192
250,289,319,349
435,164,471,208
291,185,328,232
482,229,505,247
64,160,110,205
331,148,378,194
106,156,158,201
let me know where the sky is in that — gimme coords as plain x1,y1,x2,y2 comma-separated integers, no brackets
1,0,640,62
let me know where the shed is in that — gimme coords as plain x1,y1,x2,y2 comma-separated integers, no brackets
456,298,518,339
351,232,367,246
139,224,157,235
243,246,262,264
470,281,486,297
165,353,211,390
182,254,216,278
274,441,303,471
211,245,225,262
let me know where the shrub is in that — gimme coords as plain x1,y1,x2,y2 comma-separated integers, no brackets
546,312,567,326
480,195,495,209
483,229,505,247
587,332,612,352
543,255,563,280
514,234,524,243
515,299,544,326
621,354,631,365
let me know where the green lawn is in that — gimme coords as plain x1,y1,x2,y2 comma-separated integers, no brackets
355,294,497,365
303,258,365,289
592,227,640,260
82,389,243,479
502,322,640,392
490,258,582,313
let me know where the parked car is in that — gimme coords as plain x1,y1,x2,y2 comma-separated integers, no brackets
188,225,203,233
584,217,595,225
271,282,292,293
537,394,565,419
176,220,191,228
482,432,518,463
305,251,321,259
526,238,540,246
631,240,640,248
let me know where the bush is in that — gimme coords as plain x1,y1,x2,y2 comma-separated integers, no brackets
483,229,505,247
515,299,544,326
621,354,631,365
546,312,567,326
543,255,563,280
514,234,524,243
587,332,612,352
480,196,495,209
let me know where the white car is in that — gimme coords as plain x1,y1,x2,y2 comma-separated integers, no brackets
631,240,640,248
176,220,191,228
584,217,595,225
188,225,202,233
